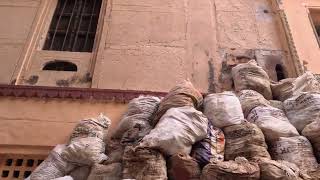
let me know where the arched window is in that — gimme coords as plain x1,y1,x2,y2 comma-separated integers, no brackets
43,61,77,71
275,64,285,81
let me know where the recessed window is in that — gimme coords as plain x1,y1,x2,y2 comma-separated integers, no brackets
43,60,77,71
275,64,285,81
309,8,320,46
43,0,102,52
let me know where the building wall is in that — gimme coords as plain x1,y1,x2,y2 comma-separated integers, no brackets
0,0,307,153
0,0,40,84
282,0,320,73
0,96,127,154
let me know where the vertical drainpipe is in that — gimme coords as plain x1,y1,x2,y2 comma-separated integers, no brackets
271,0,304,76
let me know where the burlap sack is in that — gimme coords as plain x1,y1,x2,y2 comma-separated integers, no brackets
271,72,320,101
69,166,91,180
104,139,124,164
204,92,244,128
62,114,110,165
247,106,299,141
223,122,271,161
168,153,201,180
232,60,272,100
191,122,225,168
269,100,284,111
122,146,167,180
237,90,270,118
87,163,122,180
302,120,320,162
201,157,260,180
30,145,75,180
112,96,160,139
269,136,318,172
256,158,309,180
284,92,320,132
153,80,203,126
139,106,208,156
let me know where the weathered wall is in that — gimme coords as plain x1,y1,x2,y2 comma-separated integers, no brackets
282,0,320,73
0,97,127,154
0,0,40,84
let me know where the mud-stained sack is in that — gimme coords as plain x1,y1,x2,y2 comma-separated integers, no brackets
139,106,208,156
247,106,299,141
256,158,308,180
302,121,320,162
112,96,160,139
237,90,270,118
223,122,270,161
69,166,91,180
271,72,320,101
168,153,201,180
191,122,225,168
87,163,122,180
201,157,260,180
284,92,320,132
204,92,244,128
30,145,75,180
104,139,124,164
269,136,318,172
269,100,284,111
153,80,203,126
52,176,74,180
122,146,167,180
123,95,161,117
62,114,110,165
232,60,272,100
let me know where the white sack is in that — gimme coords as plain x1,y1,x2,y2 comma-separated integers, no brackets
247,106,299,141
139,106,208,156
204,92,244,128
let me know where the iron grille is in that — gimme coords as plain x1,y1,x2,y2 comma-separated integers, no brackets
43,0,102,52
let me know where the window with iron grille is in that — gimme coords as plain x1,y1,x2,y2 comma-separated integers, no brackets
43,0,102,52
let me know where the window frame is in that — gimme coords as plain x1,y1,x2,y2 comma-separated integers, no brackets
308,8,320,48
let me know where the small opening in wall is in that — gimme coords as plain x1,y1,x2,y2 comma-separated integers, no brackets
2,170,9,177
275,64,285,81
309,8,320,46
43,60,77,72
24,171,31,178
13,171,19,178
5,159,13,166
27,159,34,167
15,159,23,166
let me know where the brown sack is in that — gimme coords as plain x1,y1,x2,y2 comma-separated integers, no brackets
223,122,271,161
269,136,318,172
302,121,320,163
122,146,167,180
232,60,272,100
201,157,260,180
153,80,203,126
168,153,201,180
87,163,122,180
237,90,270,118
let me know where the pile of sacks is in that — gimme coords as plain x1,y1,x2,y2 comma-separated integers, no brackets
28,60,320,180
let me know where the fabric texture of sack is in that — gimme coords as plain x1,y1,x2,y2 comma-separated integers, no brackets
271,72,320,101
87,163,122,180
122,146,167,180
139,106,208,156
191,121,225,168
223,122,271,161
69,166,91,180
247,106,299,141
30,145,75,180
104,139,124,164
153,80,203,126
201,157,260,180
302,120,320,162
168,153,201,180
62,114,110,165
232,60,272,100
112,96,160,139
256,158,309,180
237,90,271,118
269,100,284,111
284,92,320,132
269,136,318,172
204,92,244,128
